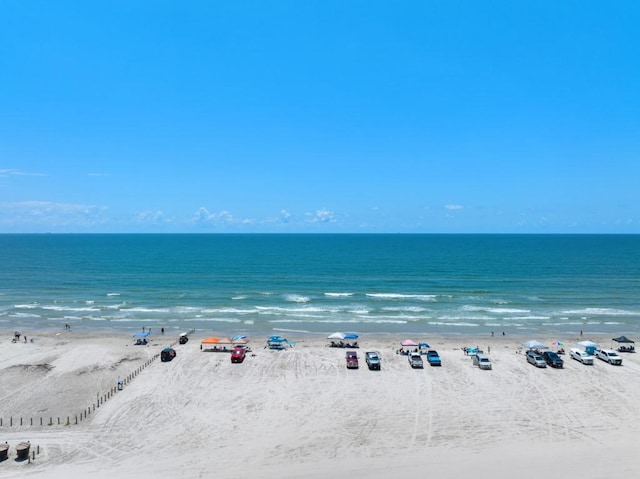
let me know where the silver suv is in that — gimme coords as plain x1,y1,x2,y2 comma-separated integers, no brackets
365,351,381,370
526,350,547,368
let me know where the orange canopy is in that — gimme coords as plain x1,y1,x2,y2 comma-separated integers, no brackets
201,337,233,345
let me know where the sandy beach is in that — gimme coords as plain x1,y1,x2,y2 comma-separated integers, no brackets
1,329,639,478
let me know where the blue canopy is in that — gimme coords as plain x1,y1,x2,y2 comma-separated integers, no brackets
344,333,359,340
133,332,150,338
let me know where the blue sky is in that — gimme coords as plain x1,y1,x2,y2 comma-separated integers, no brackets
1,1,639,233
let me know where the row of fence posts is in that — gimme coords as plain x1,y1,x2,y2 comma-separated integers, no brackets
1,347,170,429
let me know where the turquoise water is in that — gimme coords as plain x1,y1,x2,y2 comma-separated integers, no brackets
1,234,640,337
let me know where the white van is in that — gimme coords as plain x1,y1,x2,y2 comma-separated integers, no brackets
472,353,492,370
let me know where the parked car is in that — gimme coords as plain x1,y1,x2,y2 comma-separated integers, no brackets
178,333,189,344
231,346,246,363
365,351,381,370
472,353,492,370
408,352,423,369
526,350,547,368
346,350,359,369
569,348,594,365
160,347,176,362
542,351,564,368
596,349,623,365
426,350,442,366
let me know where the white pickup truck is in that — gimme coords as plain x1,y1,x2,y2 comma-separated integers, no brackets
596,349,623,365
570,348,594,365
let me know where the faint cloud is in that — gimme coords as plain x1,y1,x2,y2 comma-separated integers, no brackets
0,201,107,227
0,169,45,178
134,210,173,224
444,204,464,210
88,173,111,177
192,207,254,226
305,209,336,223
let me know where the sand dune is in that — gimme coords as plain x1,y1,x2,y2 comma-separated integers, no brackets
1,331,639,478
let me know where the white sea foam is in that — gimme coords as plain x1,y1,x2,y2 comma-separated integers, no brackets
231,296,247,300
42,305,100,312
215,308,255,314
511,316,551,320
105,302,127,310
124,307,170,313
9,312,41,318
366,293,436,301
15,304,39,309
324,292,354,297
486,308,531,314
428,321,479,327
106,292,120,296
561,308,636,316
272,328,311,333
284,294,310,303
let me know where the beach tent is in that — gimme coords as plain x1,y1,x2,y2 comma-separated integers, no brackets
201,337,233,351
344,333,359,340
401,339,418,347
612,335,635,352
613,336,634,344
523,340,548,350
327,332,346,340
132,331,150,344
419,342,430,349
267,335,294,349
577,340,598,355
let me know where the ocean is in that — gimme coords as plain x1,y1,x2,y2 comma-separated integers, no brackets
2,234,640,338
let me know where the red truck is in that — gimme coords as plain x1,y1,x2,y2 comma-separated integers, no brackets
345,351,359,369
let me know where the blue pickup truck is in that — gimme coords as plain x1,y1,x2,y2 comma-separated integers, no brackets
426,350,441,366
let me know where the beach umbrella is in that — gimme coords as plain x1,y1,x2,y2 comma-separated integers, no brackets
232,334,247,341
401,339,418,347
522,340,548,350
327,332,346,340
419,342,430,349
344,333,359,340
552,341,564,347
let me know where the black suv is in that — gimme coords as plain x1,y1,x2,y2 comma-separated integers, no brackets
542,351,564,368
